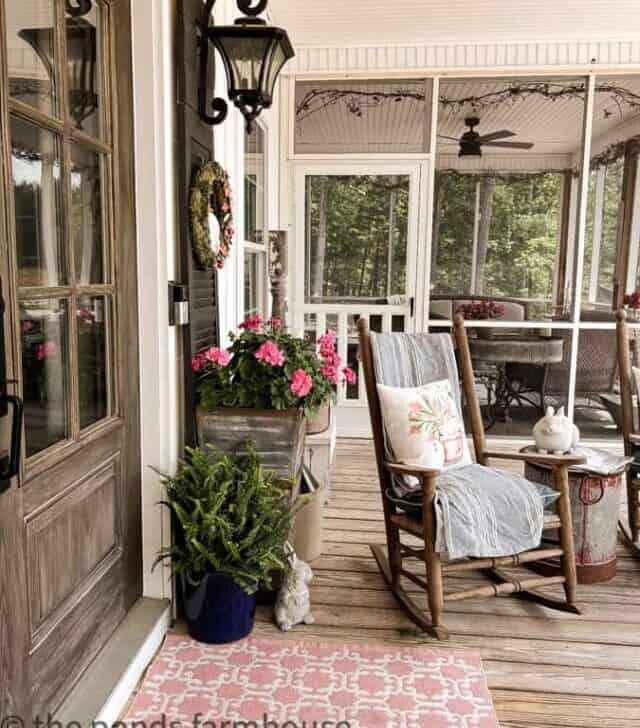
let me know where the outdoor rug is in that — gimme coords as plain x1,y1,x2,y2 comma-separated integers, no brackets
124,633,499,727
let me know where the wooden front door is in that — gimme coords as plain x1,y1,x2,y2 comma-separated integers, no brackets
0,0,141,718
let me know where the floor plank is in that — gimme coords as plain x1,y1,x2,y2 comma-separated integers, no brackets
255,439,640,727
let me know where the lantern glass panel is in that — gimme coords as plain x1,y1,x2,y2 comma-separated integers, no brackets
262,40,287,102
65,1,103,138
216,34,271,93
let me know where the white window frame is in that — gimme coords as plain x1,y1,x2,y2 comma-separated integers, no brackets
243,119,270,319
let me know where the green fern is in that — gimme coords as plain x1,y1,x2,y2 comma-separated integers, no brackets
154,443,294,594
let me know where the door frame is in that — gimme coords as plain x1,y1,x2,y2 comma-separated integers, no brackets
0,0,141,716
292,159,428,330
292,160,430,435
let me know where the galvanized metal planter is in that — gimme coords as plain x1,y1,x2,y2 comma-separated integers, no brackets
196,407,306,484
306,401,332,435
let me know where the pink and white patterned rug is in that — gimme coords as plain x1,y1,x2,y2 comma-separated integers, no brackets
125,633,499,728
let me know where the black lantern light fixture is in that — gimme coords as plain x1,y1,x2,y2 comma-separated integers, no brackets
198,0,295,133
19,1,97,130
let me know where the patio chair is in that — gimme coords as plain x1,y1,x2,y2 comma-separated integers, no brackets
357,314,584,640
615,309,640,556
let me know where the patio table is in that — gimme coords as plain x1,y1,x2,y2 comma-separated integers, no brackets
468,334,564,426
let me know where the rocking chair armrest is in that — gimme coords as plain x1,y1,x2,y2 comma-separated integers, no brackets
384,461,441,479
628,433,640,446
483,449,587,467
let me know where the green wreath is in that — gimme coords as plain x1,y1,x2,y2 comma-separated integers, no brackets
189,161,234,270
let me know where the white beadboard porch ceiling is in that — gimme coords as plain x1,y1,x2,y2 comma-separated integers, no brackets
293,75,640,168
269,1,640,47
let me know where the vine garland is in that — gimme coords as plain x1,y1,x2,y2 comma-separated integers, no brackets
189,161,234,271
296,80,640,123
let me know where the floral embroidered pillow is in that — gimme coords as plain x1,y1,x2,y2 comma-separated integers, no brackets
377,380,472,471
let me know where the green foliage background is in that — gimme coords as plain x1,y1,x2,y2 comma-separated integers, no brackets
433,171,561,316
306,175,409,301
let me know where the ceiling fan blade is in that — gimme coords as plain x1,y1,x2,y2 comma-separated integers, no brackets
437,134,460,141
478,129,516,142
483,141,535,150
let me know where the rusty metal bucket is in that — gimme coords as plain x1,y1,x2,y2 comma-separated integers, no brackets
525,461,624,583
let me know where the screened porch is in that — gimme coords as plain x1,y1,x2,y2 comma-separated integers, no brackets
279,73,640,441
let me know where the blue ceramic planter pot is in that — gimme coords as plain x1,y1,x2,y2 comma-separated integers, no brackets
184,572,256,644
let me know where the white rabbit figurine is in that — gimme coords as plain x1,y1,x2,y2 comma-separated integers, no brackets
275,552,315,632
533,406,580,454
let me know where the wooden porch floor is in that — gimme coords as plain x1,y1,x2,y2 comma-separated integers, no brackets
254,439,640,728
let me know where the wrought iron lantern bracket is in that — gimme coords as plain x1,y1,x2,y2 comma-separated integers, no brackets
198,0,293,132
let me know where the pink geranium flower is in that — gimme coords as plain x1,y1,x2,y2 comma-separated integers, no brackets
321,363,339,385
35,341,59,361
255,340,285,367
343,366,357,385
290,368,313,398
204,347,231,367
239,315,265,333
321,350,342,367
291,369,313,397
191,354,205,372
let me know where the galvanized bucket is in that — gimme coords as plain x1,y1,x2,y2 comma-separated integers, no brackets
525,461,624,583
196,407,306,486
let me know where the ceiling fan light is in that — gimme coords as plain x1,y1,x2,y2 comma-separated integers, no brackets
459,141,482,158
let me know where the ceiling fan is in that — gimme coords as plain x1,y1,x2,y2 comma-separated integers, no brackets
439,117,535,157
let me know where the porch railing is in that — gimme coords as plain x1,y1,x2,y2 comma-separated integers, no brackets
298,304,410,407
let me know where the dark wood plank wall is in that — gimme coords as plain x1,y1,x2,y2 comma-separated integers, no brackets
175,0,220,447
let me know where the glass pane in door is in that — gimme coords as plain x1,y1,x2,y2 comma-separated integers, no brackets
305,175,410,303
21,299,69,457
5,1,57,115
11,115,64,288
71,144,106,284
66,0,103,137
77,295,109,429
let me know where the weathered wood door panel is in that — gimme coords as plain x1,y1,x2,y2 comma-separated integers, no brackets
0,0,140,718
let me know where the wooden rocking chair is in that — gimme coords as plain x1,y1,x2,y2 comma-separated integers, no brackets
358,314,584,640
615,308,640,556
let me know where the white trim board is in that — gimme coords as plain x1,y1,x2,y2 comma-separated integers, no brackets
131,0,177,600
287,40,640,76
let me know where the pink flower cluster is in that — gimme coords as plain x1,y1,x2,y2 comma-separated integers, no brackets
192,347,231,372
35,341,59,361
458,300,505,321
318,330,357,386
239,316,283,334
255,340,285,367
239,315,265,333
290,368,313,397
